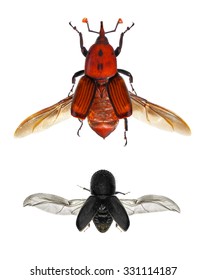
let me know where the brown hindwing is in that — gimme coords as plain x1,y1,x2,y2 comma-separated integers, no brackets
14,96,73,137
130,93,191,135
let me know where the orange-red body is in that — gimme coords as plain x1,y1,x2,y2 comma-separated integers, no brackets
85,27,117,79
14,20,191,139
70,20,133,138
87,86,119,138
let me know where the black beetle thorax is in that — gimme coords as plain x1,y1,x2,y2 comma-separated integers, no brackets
90,170,116,195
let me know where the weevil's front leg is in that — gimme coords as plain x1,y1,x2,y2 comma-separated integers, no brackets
69,22,88,57
114,22,134,57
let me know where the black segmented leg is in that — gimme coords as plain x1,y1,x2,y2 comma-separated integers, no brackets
114,22,134,57
124,118,128,146
68,70,85,96
118,68,137,94
72,70,85,84
77,119,83,136
117,69,133,83
69,22,88,57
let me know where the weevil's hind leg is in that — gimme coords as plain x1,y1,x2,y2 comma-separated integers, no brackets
83,224,90,232
124,118,128,146
77,119,83,136
116,224,123,232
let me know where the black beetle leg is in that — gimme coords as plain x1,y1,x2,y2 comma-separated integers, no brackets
124,118,128,146
68,70,85,96
77,119,83,136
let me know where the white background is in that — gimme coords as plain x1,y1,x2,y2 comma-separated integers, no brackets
0,0,205,279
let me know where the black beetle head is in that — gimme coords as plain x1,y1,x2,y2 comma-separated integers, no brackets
90,170,116,196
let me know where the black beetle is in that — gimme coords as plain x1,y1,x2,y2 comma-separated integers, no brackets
24,170,180,233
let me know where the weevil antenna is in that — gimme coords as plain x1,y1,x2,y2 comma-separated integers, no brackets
105,18,123,34
82,18,99,34
77,185,90,192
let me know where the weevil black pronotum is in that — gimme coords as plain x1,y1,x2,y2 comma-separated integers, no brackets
24,170,180,232
15,18,191,143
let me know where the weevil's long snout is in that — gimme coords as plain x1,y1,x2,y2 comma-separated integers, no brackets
99,21,105,37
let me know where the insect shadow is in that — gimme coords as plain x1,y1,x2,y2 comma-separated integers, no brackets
24,170,180,233
15,18,191,144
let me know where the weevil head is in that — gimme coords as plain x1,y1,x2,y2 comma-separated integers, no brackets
82,18,108,44
90,170,116,196
83,18,123,45
95,21,109,44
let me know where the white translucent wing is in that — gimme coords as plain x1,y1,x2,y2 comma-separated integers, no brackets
15,96,73,137
121,195,180,216
130,92,191,135
23,193,85,215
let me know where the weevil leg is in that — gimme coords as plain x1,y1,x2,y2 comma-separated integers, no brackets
71,70,85,84
118,68,138,95
118,69,133,83
124,118,128,146
77,119,83,136
116,224,123,232
69,22,88,56
114,22,134,56
129,82,137,95
83,224,90,232
68,84,75,96
68,70,85,96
